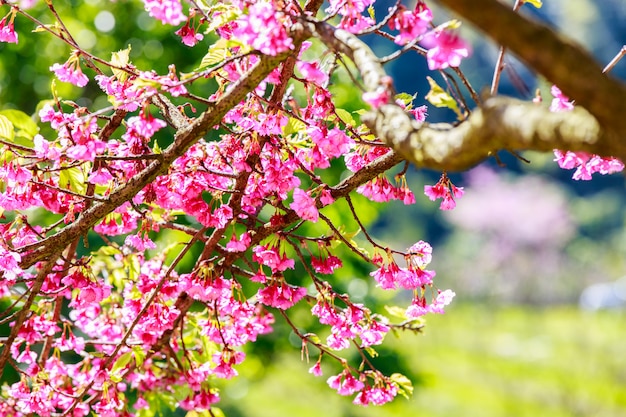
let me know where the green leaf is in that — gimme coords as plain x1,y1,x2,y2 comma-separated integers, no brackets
425,76,461,118
364,346,379,358
390,373,414,398
283,117,307,136
97,245,122,256
0,110,38,141
394,92,417,109
524,0,542,8
367,5,375,20
384,305,408,320
132,346,146,368
303,333,322,344
110,351,133,383
334,108,356,126
0,115,14,142
111,45,132,82
197,39,233,71
125,253,141,282
58,166,86,194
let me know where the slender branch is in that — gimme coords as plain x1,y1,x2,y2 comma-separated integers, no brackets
490,0,523,94
0,254,61,379
17,46,299,268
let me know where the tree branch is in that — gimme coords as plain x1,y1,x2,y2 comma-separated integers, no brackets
436,0,626,136
312,10,626,172
17,49,299,268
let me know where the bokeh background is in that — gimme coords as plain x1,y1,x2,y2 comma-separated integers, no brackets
1,0,626,415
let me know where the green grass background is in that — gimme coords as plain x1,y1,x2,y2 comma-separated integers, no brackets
216,305,626,417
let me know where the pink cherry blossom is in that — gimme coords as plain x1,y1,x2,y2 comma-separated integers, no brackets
424,174,464,210
388,3,432,45
0,13,18,44
297,61,329,86
327,371,365,396
410,104,428,122
143,0,186,25
429,289,456,314
309,361,323,377
320,188,334,206
50,55,89,87
257,283,307,310
422,30,471,70
362,88,391,108
290,188,319,222
175,22,203,46
550,87,624,179
549,85,574,112
232,1,293,56
0,246,22,283
311,255,342,274
226,232,251,252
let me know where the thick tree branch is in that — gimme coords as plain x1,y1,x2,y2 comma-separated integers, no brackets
436,0,626,137
363,98,612,171
313,10,626,172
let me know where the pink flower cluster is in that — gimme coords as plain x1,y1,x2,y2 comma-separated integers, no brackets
143,0,186,25
370,241,455,318
327,0,375,32
554,150,624,181
324,369,399,405
550,86,624,179
388,2,432,45
424,173,464,210
370,241,435,290
50,53,89,87
0,11,18,43
312,298,390,350
232,1,293,55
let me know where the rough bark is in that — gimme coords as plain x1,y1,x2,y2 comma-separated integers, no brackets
314,0,626,171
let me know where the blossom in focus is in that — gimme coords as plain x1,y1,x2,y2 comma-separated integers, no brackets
233,1,293,55
296,61,329,86
550,86,624,179
0,13,18,44
175,22,203,47
50,53,89,87
424,173,464,210
291,188,319,222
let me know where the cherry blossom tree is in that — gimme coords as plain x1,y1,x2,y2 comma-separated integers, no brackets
0,0,624,415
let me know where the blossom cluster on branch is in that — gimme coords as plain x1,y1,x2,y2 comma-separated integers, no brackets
0,0,623,416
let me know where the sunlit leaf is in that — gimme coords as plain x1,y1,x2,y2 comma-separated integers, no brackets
0,115,14,142
334,108,356,126
58,165,86,194
110,351,133,383
524,0,543,8
390,372,414,398
283,116,307,136
425,76,461,118
0,109,39,141
204,3,240,35
384,305,408,319
197,38,235,71
111,45,132,82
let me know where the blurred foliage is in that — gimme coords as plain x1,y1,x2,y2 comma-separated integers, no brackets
215,304,626,417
